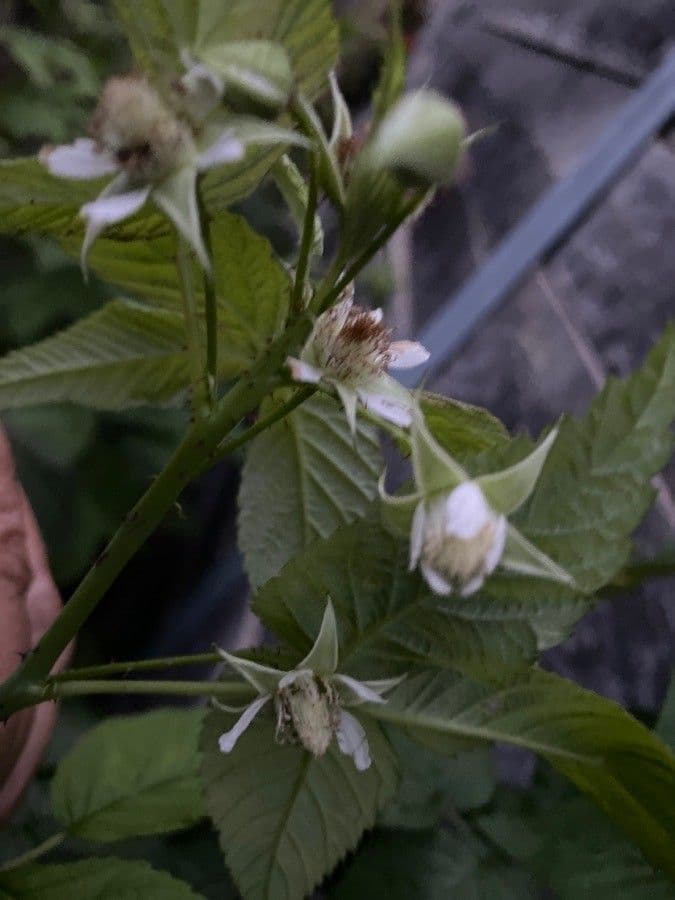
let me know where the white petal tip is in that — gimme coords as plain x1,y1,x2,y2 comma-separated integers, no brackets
287,357,323,384
388,341,431,369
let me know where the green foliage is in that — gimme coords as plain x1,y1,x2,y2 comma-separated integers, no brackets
238,395,382,588
0,858,199,899
371,668,675,878
0,300,190,410
371,4,407,129
200,706,398,900
515,325,675,592
418,392,508,461
330,827,537,899
380,733,495,829
51,709,204,842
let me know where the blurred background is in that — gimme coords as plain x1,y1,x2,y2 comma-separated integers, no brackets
0,0,673,784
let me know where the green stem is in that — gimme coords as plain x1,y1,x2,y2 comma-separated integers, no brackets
290,157,318,315
51,652,223,683
0,833,65,873
211,385,316,463
0,315,314,718
41,679,253,703
176,236,208,415
318,190,428,314
198,187,218,405
291,92,345,210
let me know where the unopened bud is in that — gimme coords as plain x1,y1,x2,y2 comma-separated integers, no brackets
367,89,466,187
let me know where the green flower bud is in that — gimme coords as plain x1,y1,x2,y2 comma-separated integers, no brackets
367,89,466,187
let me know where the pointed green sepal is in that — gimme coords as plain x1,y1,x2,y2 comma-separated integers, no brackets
411,405,466,495
153,166,210,271
216,649,285,695
501,526,576,587
328,71,353,150
478,427,559,515
378,471,422,538
299,599,340,675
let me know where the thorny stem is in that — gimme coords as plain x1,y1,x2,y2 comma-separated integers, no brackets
290,156,319,316
41,679,254,704
176,235,208,415
0,833,66,873
51,652,223,682
0,315,315,719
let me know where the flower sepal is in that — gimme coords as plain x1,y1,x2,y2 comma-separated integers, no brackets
196,40,293,115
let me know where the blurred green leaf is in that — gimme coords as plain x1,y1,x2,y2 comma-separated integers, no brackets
52,709,205,842
0,858,200,899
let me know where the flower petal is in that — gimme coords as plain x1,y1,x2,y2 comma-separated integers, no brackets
460,574,485,597
287,357,323,385
153,167,210,272
358,389,412,427
80,181,150,275
197,128,245,171
420,560,453,595
299,599,339,675
333,673,391,705
445,481,493,541
216,648,285,694
409,501,426,571
42,138,118,179
388,340,430,369
336,710,371,771
218,695,271,753
369,308,384,324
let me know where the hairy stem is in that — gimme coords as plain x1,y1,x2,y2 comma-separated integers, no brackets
0,316,314,718
0,833,65,873
176,236,208,414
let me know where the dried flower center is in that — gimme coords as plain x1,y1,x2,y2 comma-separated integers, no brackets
89,76,194,182
320,305,393,381
423,517,498,586
274,672,341,758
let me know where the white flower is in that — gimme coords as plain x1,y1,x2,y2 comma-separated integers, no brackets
40,73,245,275
215,600,403,771
380,407,575,596
410,482,507,596
288,290,429,431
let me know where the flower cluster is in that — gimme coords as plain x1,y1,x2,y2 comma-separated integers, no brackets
216,601,402,771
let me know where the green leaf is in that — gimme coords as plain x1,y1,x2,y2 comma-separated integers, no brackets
0,858,200,899
65,211,291,363
51,709,205,841
330,828,537,899
199,41,293,113
516,325,675,592
656,673,675,748
368,668,675,879
0,26,99,96
380,731,495,829
193,0,339,99
532,798,675,900
112,0,185,88
252,517,539,679
200,704,398,900
238,394,382,589
0,299,193,411
418,392,508,461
